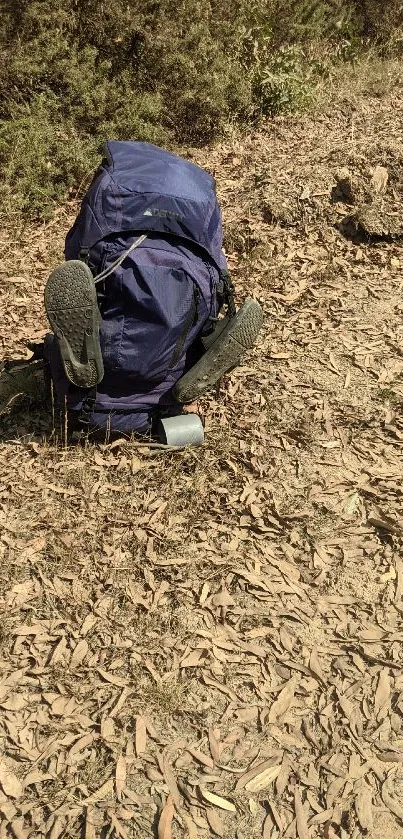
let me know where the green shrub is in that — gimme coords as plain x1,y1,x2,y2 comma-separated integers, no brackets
251,43,315,116
0,96,96,219
0,0,401,220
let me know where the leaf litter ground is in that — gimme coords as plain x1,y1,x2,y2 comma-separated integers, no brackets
0,89,403,838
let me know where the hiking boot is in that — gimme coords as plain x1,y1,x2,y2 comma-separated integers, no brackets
0,359,46,415
173,298,264,403
44,261,104,388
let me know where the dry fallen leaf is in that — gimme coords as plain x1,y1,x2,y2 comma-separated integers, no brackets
23,770,53,788
208,727,221,763
0,694,27,711
97,668,129,688
0,766,23,798
374,668,391,721
368,507,403,535
161,756,181,807
200,788,236,812
236,757,281,791
70,732,95,756
187,746,214,769
70,638,89,668
294,786,309,839
85,808,97,839
115,755,127,799
309,646,325,683
276,754,290,797
135,715,147,756
211,584,235,609
158,795,175,839
245,763,281,793
81,613,98,635
355,784,373,830
85,778,114,803
268,678,296,723
50,636,68,665
181,812,199,839
263,813,275,838
109,811,130,839
49,816,65,838
180,649,206,668
206,807,225,837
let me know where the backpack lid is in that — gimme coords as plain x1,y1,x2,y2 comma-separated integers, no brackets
68,141,225,268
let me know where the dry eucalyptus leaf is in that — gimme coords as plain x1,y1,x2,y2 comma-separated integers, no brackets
115,755,127,798
244,763,281,793
263,813,275,838
180,650,205,668
162,757,181,807
355,785,373,830
97,668,129,688
374,668,390,718
158,795,175,839
181,812,199,839
70,732,95,756
109,812,130,839
86,778,114,803
200,788,236,812
85,809,97,839
49,816,65,839
187,746,214,769
208,728,221,763
279,626,295,653
0,694,27,711
236,758,281,791
309,647,325,683
206,807,225,837
70,639,89,668
211,585,235,608
294,786,309,839
276,754,290,797
23,770,53,788
50,636,68,665
135,715,147,755
268,679,296,723
0,766,23,798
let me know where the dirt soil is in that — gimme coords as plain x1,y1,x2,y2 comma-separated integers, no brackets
0,88,403,838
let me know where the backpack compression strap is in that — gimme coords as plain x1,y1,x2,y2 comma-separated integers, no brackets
93,234,147,283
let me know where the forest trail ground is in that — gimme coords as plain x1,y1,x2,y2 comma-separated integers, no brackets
0,88,402,838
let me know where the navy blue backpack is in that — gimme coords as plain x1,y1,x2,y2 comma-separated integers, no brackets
44,141,233,436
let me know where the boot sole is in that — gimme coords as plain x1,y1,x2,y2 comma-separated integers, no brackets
173,298,264,403
44,261,104,388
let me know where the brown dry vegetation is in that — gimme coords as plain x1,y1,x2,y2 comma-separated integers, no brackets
1,87,403,837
